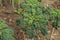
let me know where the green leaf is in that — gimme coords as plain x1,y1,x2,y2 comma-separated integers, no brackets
0,20,8,30
16,18,20,26
2,28,15,40
26,29,35,39
39,26,48,35
0,20,15,40
52,20,58,28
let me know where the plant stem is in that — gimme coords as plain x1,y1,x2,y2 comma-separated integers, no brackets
12,0,14,8
50,28,55,40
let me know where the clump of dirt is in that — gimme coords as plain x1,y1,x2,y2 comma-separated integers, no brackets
52,0,60,9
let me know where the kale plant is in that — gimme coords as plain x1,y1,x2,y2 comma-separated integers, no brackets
15,0,60,39
0,20,15,40
16,0,48,39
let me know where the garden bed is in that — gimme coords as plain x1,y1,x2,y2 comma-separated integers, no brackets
0,0,60,40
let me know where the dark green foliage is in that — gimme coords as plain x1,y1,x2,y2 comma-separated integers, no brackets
26,28,35,39
0,20,15,40
52,20,58,28
16,0,48,39
2,28,15,40
39,26,48,35
0,20,8,30
16,18,20,26
46,7,60,21
46,7,60,29
15,0,60,39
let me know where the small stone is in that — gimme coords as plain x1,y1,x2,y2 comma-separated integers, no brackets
9,19,12,22
51,36,54,38
48,31,51,33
